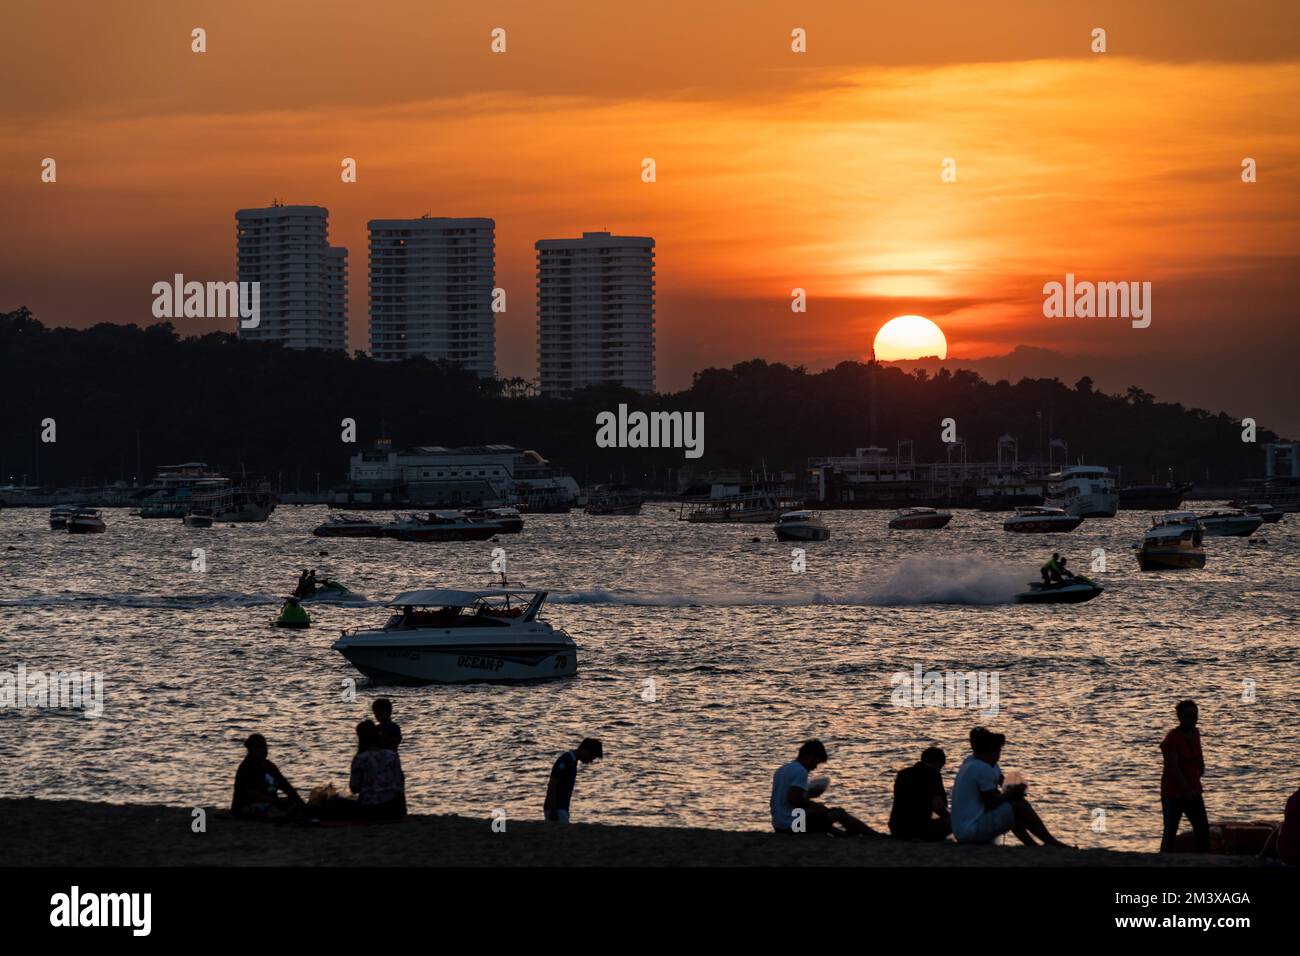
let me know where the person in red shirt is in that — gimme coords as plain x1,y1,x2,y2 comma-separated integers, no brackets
1159,699,1209,852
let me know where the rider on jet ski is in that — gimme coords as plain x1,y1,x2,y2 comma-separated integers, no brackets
295,569,317,598
1040,553,1076,587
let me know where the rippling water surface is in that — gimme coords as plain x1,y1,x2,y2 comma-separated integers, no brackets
1,504,1296,851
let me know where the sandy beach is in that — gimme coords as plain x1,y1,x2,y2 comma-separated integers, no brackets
0,798,1258,867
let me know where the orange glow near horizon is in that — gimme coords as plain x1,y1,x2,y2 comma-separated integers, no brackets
0,1,1297,426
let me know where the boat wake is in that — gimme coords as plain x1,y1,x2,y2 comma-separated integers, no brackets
552,558,1030,608
1,591,296,610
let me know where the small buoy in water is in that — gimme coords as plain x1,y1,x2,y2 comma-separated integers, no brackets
751,536,761,542
318,550,328,556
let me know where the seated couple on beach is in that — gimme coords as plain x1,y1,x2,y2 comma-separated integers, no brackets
232,715,406,824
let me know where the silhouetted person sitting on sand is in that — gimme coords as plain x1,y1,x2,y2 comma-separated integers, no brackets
1160,699,1209,852
950,727,1069,847
232,733,305,820
889,746,952,841
372,698,402,749
770,739,879,836
544,738,603,822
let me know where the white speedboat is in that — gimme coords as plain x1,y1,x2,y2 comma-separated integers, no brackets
313,514,384,538
381,511,504,542
466,506,524,533
773,510,830,541
1236,503,1284,524
888,507,952,530
66,507,106,534
1003,506,1083,533
1043,465,1118,518
1196,510,1263,538
1136,512,1206,570
332,588,577,684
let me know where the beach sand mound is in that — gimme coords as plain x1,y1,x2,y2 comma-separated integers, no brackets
0,798,1256,867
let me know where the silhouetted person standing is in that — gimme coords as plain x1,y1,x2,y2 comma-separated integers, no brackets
544,738,603,822
1160,699,1210,852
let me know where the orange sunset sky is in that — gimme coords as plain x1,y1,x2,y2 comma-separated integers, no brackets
2,1,1298,433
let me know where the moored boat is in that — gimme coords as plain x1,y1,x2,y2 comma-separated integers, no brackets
467,506,524,533
313,514,385,538
49,504,76,530
332,588,577,684
773,510,830,541
888,507,952,530
1043,465,1118,518
182,509,214,528
1234,502,1285,524
1119,480,1194,511
1196,510,1263,538
1003,506,1083,533
583,486,644,516
381,511,503,542
1136,512,1206,570
66,507,107,534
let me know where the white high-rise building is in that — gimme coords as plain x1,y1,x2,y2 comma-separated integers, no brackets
368,216,496,376
234,203,347,350
536,231,655,397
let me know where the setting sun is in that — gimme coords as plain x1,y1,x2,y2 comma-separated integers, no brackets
873,315,948,361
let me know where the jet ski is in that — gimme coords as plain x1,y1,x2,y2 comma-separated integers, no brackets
1015,574,1103,604
274,597,311,629
295,578,360,602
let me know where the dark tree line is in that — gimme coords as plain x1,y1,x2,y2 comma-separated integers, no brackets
0,307,1278,490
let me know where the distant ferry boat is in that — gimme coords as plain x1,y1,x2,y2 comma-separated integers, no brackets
337,441,578,513
1043,465,1118,518
679,483,800,524
136,464,275,521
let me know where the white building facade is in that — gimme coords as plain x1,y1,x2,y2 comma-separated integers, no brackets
368,216,496,376
235,204,348,350
536,231,655,397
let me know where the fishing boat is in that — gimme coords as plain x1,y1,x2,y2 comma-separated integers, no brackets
313,514,385,538
381,511,504,542
332,588,577,683
773,510,831,541
583,486,644,516
1136,512,1206,570
1196,510,1263,538
66,507,107,534
888,507,952,530
1003,506,1084,533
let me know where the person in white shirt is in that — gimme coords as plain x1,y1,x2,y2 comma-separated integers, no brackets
950,727,1069,846
770,739,879,836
